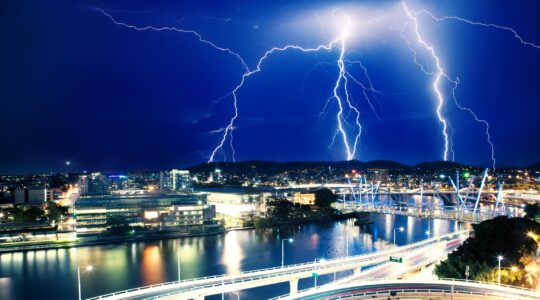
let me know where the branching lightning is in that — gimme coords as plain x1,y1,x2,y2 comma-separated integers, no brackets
450,78,496,169
97,8,249,72
401,2,451,162
97,3,538,167
414,9,540,49
98,7,369,163
208,15,368,162
401,2,540,168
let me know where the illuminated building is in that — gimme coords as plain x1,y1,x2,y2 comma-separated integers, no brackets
14,187,46,206
159,169,191,192
74,192,214,233
367,169,390,183
292,192,316,205
78,172,108,195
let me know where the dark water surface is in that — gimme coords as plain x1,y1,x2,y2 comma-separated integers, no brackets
0,214,458,300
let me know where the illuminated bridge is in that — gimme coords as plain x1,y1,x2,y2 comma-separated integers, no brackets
87,231,467,300
274,279,540,300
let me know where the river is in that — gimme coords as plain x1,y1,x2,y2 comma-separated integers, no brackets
0,214,459,300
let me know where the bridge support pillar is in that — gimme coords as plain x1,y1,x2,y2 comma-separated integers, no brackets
289,278,299,295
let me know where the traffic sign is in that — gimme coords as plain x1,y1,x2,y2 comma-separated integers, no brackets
389,256,403,263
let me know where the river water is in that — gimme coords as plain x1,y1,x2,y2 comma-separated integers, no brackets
0,214,459,300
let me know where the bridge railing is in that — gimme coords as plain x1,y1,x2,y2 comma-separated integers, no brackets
270,277,537,300
87,230,469,300
149,240,449,299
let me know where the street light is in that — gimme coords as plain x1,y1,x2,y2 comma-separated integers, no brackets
177,241,181,281
393,226,404,247
281,238,293,267
77,265,93,300
497,256,503,286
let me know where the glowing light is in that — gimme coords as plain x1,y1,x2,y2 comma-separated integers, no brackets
401,2,451,161
414,8,540,49
207,13,363,162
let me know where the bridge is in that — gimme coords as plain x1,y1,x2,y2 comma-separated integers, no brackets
273,279,540,300
87,231,468,300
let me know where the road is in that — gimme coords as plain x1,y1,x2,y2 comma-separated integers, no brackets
88,231,468,300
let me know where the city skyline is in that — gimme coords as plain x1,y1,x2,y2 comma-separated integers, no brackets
1,0,539,174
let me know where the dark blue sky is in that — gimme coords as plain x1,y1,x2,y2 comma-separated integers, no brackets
1,0,539,174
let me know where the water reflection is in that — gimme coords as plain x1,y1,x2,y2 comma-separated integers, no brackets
222,231,243,274
0,214,458,300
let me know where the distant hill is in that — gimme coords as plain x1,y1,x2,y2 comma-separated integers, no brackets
414,161,471,170
527,163,540,171
188,160,540,176
188,160,475,175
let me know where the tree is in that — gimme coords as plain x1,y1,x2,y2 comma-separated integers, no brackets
524,203,540,222
314,188,337,208
266,197,294,219
8,206,45,222
46,201,67,223
435,216,540,287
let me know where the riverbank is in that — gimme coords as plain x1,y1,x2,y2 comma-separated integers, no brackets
252,211,361,228
0,212,364,253
0,227,228,253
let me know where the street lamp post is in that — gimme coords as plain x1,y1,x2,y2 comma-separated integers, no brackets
281,238,293,267
77,265,93,300
393,226,404,247
346,227,349,257
497,256,503,286
177,242,181,281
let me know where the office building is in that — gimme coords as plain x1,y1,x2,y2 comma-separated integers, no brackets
74,191,214,233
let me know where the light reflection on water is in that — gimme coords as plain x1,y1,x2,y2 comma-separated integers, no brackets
0,213,458,300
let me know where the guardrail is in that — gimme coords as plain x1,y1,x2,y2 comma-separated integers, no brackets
87,230,469,300
271,278,538,300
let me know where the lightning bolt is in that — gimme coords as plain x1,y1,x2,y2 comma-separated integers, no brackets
450,78,496,169
97,7,367,163
414,9,540,49
96,8,249,72
402,2,540,168
401,2,451,162
209,16,365,162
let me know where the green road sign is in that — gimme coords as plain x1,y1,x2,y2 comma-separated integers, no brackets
389,256,403,263
312,272,319,278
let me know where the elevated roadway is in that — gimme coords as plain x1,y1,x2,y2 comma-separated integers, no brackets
275,279,540,300
88,231,468,300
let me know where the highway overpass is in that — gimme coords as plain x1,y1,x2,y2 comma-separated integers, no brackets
87,231,468,300
274,279,540,300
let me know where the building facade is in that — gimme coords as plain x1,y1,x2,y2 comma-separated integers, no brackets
78,173,108,195
74,192,214,234
160,169,191,192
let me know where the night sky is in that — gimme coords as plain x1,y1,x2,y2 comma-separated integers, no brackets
1,0,539,174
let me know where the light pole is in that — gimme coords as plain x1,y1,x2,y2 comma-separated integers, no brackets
345,224,349,258
231,291,240,300
77,265,93,300
177,241,181,281
281,238,293,267
393,226,404,247
497,256,503,285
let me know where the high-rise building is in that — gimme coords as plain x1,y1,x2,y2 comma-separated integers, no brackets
160,169,191,192
15,187,46,206
78,173,108,195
